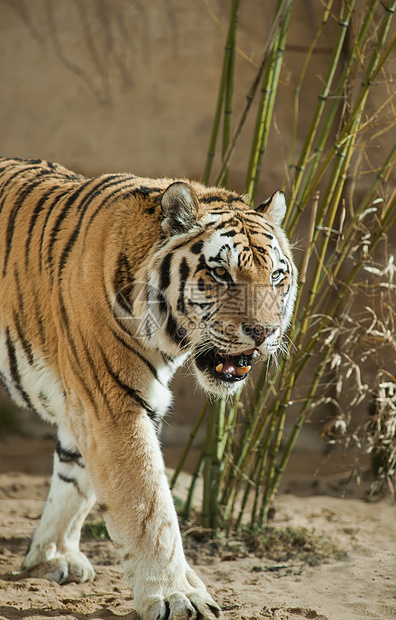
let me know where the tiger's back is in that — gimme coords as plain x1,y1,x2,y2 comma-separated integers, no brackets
0,156,297,620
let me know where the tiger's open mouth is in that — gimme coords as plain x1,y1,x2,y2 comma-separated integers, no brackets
195,347,256,383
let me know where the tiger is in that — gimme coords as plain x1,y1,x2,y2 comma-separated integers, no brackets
0,156,297,620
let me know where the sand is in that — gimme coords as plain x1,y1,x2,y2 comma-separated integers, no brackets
0,435,395,620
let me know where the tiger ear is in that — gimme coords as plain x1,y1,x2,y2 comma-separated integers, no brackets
255,190,286,226
161,182,199,236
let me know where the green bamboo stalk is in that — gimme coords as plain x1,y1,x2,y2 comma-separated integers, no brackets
209,397,226,530
288,12,396,234
284,0,379,233
202,400,218,529
233,456,261,530
288,0,335,178
203,392,243,528
203,0,240,185
170,399,208,490
202,397,229,531
250,6,292,204
221,395,272,509
182,452,205,522
182,0,396,536
297,134,396,344
287,0,356,212
244,0,293,201
215,0,294,186
250,406,283,529
284,195,396,401
262,219,396,506
221,0,240,187
223,391,280,519
311,143,396,316
244,45,277,200
218,390,241,484
258,383,294,527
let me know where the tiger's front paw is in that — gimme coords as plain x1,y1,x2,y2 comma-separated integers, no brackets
21,543,95,584
136,589,222,620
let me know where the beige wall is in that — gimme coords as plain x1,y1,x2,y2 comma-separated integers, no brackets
0,0,337,189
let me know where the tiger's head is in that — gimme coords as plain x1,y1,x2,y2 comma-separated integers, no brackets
128,182,297,396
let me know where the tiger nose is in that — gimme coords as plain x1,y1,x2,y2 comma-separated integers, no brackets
242,323,278,347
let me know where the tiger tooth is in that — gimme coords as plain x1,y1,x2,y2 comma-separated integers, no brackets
215,363,224,373
236,365,251,376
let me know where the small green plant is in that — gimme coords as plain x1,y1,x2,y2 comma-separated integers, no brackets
84,519,110,540
182,519,347,568
172,0,396,532
254,526,348,566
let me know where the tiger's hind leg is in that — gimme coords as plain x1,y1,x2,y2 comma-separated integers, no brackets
22,426,96,584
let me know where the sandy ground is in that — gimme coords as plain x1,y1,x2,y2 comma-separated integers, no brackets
0,435,395,620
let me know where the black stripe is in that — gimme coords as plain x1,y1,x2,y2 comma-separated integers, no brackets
25,187,59,270
110,327,161,383
57,473,86,497
206,209,230,215
220,230,238,237
6,157,43,166
123,185,159,200
3,173,51,277
213,219,234,231
187,299,214,312
194,254,208,275
13,310,34,366
0,164,43,216
38,188,70,273
158,230,204,253
58,295,86,379
177,258,190,315
161,352,174,365
76,325,113,415
163,601,171,620
83,176,133,231
252,250,271,270
5,328,21,386
209,243,230,264
62,339,99,415
5,327,35,411
14,266,26,320
113,252,134,305
159,252,172,290
57,176,126,279
56,441,84,466
46,183,89,274
166,311,189,347
99,345,158,420
251,244,269,256
157,290,168,315
190,240,203,254
200,193,241,204
32,288,47,351
114,282,134,317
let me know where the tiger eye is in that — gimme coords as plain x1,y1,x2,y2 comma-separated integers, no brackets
271,269,284,282
213,266,227,278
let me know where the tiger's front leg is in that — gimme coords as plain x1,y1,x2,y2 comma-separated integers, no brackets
22,426,96,584
84,410,221,620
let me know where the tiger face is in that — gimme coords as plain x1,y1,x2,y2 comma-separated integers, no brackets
124,182,297,395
